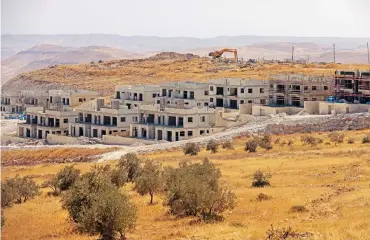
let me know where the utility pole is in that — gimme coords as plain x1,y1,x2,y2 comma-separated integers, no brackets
367,42,370,65
333,43,336,63
307,54,310,64
291,46,294,62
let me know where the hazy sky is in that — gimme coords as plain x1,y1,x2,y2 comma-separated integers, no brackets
1,0,370,38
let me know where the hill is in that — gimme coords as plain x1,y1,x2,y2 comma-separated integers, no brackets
1,44,145,84
2,53,369,95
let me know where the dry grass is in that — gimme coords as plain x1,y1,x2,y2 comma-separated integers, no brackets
2,129,370,239
1,147,118,166
18,58,370,94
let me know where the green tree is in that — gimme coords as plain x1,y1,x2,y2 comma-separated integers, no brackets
183,142,200,155
44,165,80,195
164,159,235,221
1,175,40,207
118,153,141,182
206,140,219,153
134,160,163,204
62,166,137,240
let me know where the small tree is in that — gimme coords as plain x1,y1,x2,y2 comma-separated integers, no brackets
44,165,80,195
206,140,219,153
118,153,141,182
183,142,200,156
252,170,272,188
221,140,234,150
62,167,137,240
362,135,370,144
245,139,258,152
328,132,344,144
1,175,40,207
134,160,163,204
111,167,128,188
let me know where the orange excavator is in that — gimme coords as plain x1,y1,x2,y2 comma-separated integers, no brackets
208,48,238,61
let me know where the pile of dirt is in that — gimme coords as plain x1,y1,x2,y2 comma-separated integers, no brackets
148,52,200,61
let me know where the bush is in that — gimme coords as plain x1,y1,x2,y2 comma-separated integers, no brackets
300,135,319,146
290,205,309,213
256,193,271,201
44,165,80,195
1,175,40,207
347,138,355,144
164,159,235,222
62,166,137,240
221,140,234,150
328,132,344,143
287,139,293,146
134,160,163,204
274,138,280,144
259,141,273,150
362,135,370,144
118,153,141,182
252,170,272,188
266,224,301,240
111,167,128,188
245,139,258,152
206,140,219,153
183,142,200,156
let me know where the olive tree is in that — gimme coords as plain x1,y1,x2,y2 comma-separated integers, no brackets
118,153,142,182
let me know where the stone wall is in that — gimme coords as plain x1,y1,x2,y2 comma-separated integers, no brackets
264,114,370,135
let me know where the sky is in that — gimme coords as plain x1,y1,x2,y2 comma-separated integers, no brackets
1,0,370,38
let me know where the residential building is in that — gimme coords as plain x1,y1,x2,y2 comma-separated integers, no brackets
113,85,160,108
208,78,270,108
70,98,139,138
334,70,370,103
1,90,48,114
47,89,101,107
269,74,333,107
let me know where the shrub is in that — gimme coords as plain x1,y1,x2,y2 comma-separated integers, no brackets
1,175,40,207
245,139,258,152
274,138,281,144
347,138,355,144
134,160,163,204
62,166,137,240
221,140,234,150
328,132,344,143
290,205,309,213
287,139,293,146
252,170,272,188
1,211,4,229
362,135,370,144
111,167,128,188
164,159,235,222
266,224,296,240
118,153,141,182
44,165,80,195
256,193,271,201
259,141,273,150
183,142,200,156
300,135,319,146
206,140,219,153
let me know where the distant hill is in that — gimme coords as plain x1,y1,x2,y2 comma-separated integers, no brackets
1,44,145,83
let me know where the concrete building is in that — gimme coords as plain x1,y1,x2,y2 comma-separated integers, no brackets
18,106,77,139
130,104,218,142
208,78,270,108
47,89,101,107
70,98,139,138
334,70,370,103
1,90,48,114
113,85,160,108
269,74,333,107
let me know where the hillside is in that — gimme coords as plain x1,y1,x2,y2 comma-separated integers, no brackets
3,53,369,95
1,44,145,84
2,129,370,239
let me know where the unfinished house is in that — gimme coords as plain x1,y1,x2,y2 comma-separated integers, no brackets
114,85,160,109
334,70,370,103
208,78,270,108
130,104,217,142
0,90,48,114
269,74,333,107
158,82,210,108
18,105,77,139
70,98,139,138
47,89,101,107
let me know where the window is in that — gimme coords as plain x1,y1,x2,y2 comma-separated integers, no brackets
83,98,86,101
248,88,253,93
132,117,138,122
204,90,209,96
185,102,189,105
79,98,83,102
210,86,214,91
312,98,317,101
157,100,160,104
324,86,328,90
304,98,308,101
180,131,185,137
167,101,170,104
190,91,195,99
197,102,201,106
248,100,253,103
240,88,245,93
204,102,209,107
188,131,193,137
152,93,157,98
121,117,126,122
63,119,68,123
260,88,264,93
240,100,244,104
312,86,317,91
188,117,193,123
210,98,214,102
201,116,205,122
304,86,308,91
260,99,266,104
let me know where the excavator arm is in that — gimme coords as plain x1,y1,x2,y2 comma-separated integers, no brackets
208,48,238,61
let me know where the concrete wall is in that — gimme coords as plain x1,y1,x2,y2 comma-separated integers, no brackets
304,101,321,114
251,105,302,116
239,103,253,114
304,101,370,115
46,134,79,145
102,135,155,145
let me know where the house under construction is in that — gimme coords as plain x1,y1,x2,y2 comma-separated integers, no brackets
334,70,370,103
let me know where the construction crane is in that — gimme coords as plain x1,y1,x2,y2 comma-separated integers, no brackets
208,48,238,61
